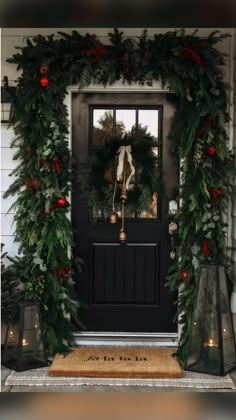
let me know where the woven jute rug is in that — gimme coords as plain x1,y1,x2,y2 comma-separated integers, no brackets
5,367,236,389
49,347,182,379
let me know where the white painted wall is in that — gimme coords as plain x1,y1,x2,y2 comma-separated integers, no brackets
1,28,235,258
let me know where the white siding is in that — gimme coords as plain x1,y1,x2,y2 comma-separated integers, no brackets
1,123,19,256
1,27,235,259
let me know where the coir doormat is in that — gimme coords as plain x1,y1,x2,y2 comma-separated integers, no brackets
49,347,182,379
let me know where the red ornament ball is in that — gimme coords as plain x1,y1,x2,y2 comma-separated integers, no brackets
207,146,217,156
40,76,49,87
181,271,188,281
39,65,48,75
56,197,67,207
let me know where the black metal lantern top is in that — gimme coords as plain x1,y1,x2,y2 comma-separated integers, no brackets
185,264,236,376
3,301,48,372
1,76,16,123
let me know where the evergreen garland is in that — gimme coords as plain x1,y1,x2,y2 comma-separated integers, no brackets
4,28,235,360
78,125,161,218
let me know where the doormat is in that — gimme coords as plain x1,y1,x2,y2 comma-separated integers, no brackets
5,367,236,389
49,347,182,379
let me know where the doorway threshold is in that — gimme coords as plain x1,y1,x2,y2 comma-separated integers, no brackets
72,332,178,347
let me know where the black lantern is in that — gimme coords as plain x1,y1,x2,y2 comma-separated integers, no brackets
2,302,48,371
1,76,16,123
185,265,236,376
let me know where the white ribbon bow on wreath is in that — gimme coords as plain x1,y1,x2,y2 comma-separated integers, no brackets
116,145,135,191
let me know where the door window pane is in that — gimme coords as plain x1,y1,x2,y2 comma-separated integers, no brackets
91,106,160,221
93,109,114,145
116,109,136,136
138,110,159,139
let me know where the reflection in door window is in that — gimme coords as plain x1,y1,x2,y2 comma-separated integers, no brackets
138,110,158,139
93,109,113,145
116,109,136,136
137,192,158,219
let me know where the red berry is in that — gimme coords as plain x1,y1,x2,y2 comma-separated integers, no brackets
181,271,188,281
40,76,49,87
207,146,216,156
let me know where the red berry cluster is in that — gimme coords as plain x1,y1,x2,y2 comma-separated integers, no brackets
202,239,210,256
25,178,41,190
83,41,107,64
39,64,49,87
53,266,72,281
207,186,223,205
42,197,67,218
40,156,61,174
53,155,61,173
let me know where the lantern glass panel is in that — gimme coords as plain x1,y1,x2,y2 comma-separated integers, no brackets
3,303,48,371
219,267,236,372
185,265,236,376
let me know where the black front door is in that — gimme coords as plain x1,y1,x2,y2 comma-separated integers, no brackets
72,92,178,332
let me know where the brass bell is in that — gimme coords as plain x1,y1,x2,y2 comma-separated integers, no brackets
110,208,118,224
119,229,127,242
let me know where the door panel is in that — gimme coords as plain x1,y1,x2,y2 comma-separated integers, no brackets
72,92,178,332
92,243,159,305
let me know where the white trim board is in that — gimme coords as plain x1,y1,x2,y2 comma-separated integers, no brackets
72,332,178,347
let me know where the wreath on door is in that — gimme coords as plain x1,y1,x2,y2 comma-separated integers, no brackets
78,125,162,219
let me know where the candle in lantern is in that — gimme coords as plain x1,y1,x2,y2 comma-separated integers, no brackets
203,338,219,370
8,329,15,343
22,338,28,347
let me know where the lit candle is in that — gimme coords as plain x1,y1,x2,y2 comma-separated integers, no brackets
22,338,28,347
203,338,219,370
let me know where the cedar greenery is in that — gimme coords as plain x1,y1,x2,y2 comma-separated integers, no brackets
78,125,161,219
4,28,235,360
